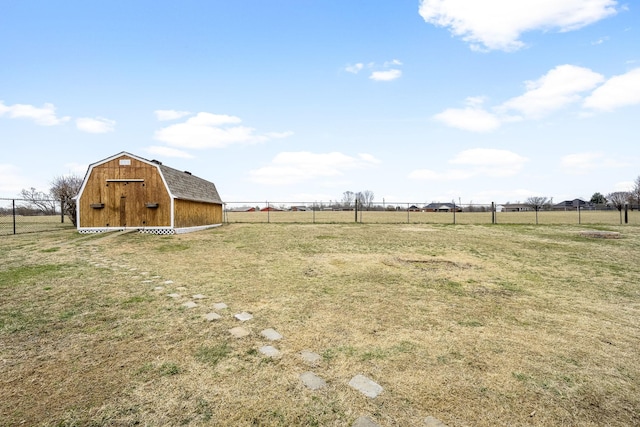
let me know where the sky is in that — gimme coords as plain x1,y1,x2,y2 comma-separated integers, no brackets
1,0,639,206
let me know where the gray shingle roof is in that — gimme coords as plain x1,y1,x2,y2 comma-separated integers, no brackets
159,164,222,204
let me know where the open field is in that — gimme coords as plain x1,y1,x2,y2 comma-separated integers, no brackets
1,223,639,426
225,209,640,225
0,214,74,235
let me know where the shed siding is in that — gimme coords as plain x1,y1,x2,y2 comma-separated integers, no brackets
174,199,222,228
79,156,171,227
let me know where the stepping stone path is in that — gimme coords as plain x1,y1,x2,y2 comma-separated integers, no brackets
167,293,181,298
192,294,206,299
300,372,326,390
349,374,383,398
153,286,164,291
234,312,253,322
182,301,197,309
260,328,283,341
300,351,322,366
213,302,228,310
352,416,380,427
229,327,250,338
259,345,281,358
164,280,174,284
204,312,222,321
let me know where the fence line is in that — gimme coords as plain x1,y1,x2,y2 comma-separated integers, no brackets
223,201,639,226
0,198,73,235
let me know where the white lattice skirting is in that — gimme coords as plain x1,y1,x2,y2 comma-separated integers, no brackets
78,224,221,235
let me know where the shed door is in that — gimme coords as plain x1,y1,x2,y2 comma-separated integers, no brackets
106,181,146,227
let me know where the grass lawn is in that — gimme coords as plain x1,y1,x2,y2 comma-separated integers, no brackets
1,223,639,426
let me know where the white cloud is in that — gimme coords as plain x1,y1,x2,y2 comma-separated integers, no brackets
145,146,194,159
249,151,380,185
0,164,26,193
500,65,605,118
583,68,640,111
613,181,634,192
433,104,502,132
154,112,292,149
76,117,116,133
154,109,192,121
409,148,527,181
435,65,614,132
561,152,629,174
419,0,618,51
345,63,364,74
370,69,402,81
384,59,403,67
0,101,70,126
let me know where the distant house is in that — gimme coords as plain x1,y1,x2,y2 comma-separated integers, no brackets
76,152,223,234
408,205,421,212
260,206,282,212
424,202,462,212
502,203,533,212
291,206,308,211
552,199,589,211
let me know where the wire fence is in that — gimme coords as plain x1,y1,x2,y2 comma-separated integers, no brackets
224,201,640,226
2,198,637,236
0,198,74,236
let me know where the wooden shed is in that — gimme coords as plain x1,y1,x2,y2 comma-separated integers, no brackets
76,152,223,234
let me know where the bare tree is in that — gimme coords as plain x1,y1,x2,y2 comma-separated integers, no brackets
50,174,83,226
18,187,57,215
631,176,640,210
355,190,375,210
525,196,550,225
341,191,355,209
607,191,630,224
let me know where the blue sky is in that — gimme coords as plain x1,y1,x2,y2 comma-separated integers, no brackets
1,0,639,205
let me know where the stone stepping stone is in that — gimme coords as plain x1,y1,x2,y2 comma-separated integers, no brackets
259,345,281,358
167,293,181,298
153,286,164,291
141,280,153,284
164,280,174,285
213,302,228,310
229,327,250,338
349,375,383,398
300,351,321,366
141,272,149,275
151,276,161,279
192,294,206,299
352,416,380,427
260,328,282,341
182,301,197,309
424,416,448,427
204,312,222,321
300,372,326,390
235,312,253,322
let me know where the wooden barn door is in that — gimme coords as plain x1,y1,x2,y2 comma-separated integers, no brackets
106,181,146,227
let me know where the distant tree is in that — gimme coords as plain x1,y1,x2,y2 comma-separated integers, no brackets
50,174,83,226
525,196,550,225
356,190,375,210
631,176,640,209
341,191,355,209
590,192,606,204
18,187,57,215
606,191,630,224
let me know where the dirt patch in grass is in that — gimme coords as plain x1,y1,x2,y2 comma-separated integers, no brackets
1,223,639,426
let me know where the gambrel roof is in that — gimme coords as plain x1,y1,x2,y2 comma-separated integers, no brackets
158,163,222,204
80,151,222,204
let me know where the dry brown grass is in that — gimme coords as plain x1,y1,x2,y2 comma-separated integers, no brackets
1,223,639,426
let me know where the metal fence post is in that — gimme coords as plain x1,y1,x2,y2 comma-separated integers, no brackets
491,202,495,224
12,199,16,235
61,198,64,223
